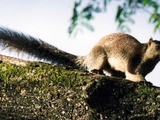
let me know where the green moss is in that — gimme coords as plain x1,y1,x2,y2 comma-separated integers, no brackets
0,60,160,119
0,61,91,119
0,61,86,87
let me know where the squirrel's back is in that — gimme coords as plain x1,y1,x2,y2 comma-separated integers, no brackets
97,33,143,57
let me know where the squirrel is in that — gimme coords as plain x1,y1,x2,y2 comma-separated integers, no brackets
0,27,160,82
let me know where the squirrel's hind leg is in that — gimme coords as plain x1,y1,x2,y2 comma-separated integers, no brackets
85,45,108,75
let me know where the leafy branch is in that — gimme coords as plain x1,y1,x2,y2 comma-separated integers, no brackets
68,0,110,36
69,0,160,35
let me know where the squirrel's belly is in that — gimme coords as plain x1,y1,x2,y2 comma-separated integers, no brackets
108,57,127,72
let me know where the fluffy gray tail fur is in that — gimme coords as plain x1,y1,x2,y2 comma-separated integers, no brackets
0,27,84,67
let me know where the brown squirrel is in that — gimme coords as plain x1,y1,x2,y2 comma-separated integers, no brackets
0,27,160,82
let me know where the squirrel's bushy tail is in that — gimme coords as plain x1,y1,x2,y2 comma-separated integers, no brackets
0,27,83,67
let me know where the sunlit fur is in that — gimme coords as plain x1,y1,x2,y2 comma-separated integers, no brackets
80,33,160,82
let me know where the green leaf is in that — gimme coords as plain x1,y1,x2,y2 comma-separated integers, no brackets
116,6,123,21
81,22,94,32
103,0,110,11
154,23,159,33
154,19,160,32
142,0,150,6
68,1,82,34
82,5,93,13
149,14,155,23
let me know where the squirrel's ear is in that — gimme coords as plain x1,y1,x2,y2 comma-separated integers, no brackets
148,37,153,46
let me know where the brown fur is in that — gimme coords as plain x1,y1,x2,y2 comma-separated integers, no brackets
79,33,160,82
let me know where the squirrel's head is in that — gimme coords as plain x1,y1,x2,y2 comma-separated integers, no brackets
145,37,160,60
